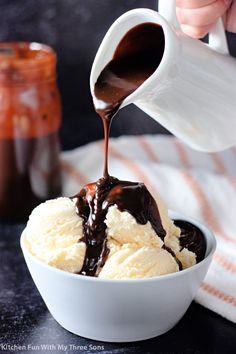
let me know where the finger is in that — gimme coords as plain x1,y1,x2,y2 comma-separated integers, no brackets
176,0,216,9
226,0,236,32
177,0,229,27
180,24,213,38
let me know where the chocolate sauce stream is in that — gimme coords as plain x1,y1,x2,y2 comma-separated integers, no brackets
73,23,206,277
102,119,111,179
94,23,165,177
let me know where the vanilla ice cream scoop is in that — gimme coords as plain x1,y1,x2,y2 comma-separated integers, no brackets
24,198,85,273
24,177,206,279
98,204,195,279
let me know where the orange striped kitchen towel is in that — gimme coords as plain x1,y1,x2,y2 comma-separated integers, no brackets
60,134,236,323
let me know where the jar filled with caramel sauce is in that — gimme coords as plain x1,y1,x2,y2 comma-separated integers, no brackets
0,42,62,222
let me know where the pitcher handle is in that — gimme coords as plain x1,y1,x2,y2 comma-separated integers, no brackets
158,0,180,29
158,0,229,54
209,18,229,54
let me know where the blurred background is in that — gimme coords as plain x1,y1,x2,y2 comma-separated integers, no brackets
1,0,235,151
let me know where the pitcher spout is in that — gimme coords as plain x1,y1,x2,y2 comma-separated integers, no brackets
90,8,179,109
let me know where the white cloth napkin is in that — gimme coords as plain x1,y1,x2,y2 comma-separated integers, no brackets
60,134,236,323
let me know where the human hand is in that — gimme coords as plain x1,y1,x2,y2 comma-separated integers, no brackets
176,0,236,38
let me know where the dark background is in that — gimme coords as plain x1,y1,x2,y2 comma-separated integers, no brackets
0,0,235,150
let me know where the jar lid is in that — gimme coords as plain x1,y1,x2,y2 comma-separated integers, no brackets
0,42,57,84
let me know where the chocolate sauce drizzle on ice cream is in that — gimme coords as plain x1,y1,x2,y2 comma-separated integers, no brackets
73,177,168,276
72,22,206,277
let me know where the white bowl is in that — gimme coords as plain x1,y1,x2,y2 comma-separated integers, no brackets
20,210,216,342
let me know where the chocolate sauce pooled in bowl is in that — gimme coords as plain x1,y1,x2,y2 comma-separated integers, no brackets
72,23,206,276
174,220,206,263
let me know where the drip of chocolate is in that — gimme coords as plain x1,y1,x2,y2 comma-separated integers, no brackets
72,22,206,277
174,220,206,263
162,245,183,271
73,176,166,276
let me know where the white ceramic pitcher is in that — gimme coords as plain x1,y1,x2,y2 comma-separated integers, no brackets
90,0,236,152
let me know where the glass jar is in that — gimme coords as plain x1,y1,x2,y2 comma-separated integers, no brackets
0,42,62,222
